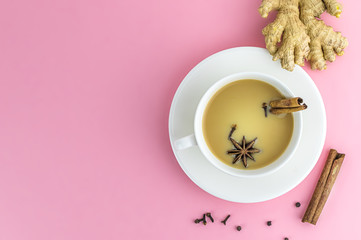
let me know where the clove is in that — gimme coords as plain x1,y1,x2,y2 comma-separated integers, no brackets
221,214,231,225
228,124,237,140
202,213,207,225
194,214,207,225
262,102,268,117
194,219,201,224
206,212,214,223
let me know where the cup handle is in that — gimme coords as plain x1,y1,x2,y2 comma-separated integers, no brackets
174,134,197,150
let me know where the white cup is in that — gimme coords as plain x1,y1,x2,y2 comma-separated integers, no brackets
174,72,303,178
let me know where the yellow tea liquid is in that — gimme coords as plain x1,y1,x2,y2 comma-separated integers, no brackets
202,79,294,170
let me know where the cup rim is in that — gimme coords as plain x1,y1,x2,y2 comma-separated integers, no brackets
194,72,303,178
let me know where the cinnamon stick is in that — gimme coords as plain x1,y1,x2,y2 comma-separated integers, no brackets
270,97,303,108
302,149,345,225
268,97,307,115
311,154,345,224
269,104,307,114
302,149,337,223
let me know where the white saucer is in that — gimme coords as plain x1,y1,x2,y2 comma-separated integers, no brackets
168,47,326,203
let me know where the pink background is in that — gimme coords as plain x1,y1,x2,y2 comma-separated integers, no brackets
0,0,360,239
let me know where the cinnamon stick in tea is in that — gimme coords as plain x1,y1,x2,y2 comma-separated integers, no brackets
270,97,303,108
302,149,345,225
268,97,307,115
270,104,307,114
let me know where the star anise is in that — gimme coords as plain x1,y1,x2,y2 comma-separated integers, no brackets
227,136,260,168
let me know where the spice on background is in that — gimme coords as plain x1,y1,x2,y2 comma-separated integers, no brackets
194,214,207,225
302,149,345,225
267,221,272,226
202,213,207,225
258,0,347,71
295,202,301,208
221,214,231,225
236,226,242,231
194,218,201,224
206,212,214,223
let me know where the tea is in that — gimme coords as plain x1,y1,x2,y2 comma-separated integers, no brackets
202,79,294,170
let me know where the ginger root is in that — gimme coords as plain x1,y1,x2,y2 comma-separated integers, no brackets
259,0,348,71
